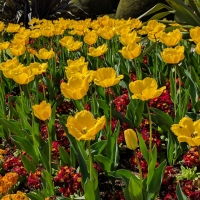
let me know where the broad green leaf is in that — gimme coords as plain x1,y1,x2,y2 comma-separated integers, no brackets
27,192,44,200
59,145,71,166
128,177,143,200
21,155,36,173
41,170,54,196
94,155,113,172
84,178,100,200
90,140,107,156
176,182,188,200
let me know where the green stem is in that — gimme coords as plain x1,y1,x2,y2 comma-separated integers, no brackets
134,59,140,80
135,150,143,190
174,66,177,116
146,102,152,153
176,65,182,118
87,141,93,182
109,89,112,130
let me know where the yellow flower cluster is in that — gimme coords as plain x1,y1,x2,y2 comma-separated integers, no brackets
0,172,18,195
0,57,47,84
1,191,28,200
0,148,6,162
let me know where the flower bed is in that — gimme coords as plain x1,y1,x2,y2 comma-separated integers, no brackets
0,16,200,199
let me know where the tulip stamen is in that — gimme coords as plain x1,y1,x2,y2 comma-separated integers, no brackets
82,127,87,134
191,131,198,138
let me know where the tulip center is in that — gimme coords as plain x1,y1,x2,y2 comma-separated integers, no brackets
191,131,198,138
82,127,87,134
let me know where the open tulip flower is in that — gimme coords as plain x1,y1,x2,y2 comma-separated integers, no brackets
66,110,106,141
32,101,52,121
171,117,200,146
36,48,55,60
93,67,124,88
60,75,89,100
87,43,108,57
161,46,185,64
129,77,166,101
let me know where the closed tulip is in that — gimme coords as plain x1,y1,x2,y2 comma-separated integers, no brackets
119,42,141,59
32,101,52,121
60,76,89,100
171,117,200,146
124,129,138,150
66,110,106,141
88,44,108,57
195,42,200,55
129,77,166,101
160,29,182,46
93,67,124,88
161,46,185,64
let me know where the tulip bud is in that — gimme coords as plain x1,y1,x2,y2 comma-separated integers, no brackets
124,129,138,150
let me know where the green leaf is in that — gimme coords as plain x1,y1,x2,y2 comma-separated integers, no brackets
94,155,113,172
167,131,175,165
147,160,167,199
128,177,143,200
11,135,39,164
90,140,107,156
147,145,157,185
84,178,100,200
41,170,54,196
21,155,36,173
137,131,149,164
59,145,71,166
97,99,109,118
176,182,188,200
38,144,50,173
27,192,44,200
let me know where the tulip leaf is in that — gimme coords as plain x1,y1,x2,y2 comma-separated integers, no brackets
188,0,200,19
142,42,157,57
21,155,36,173
48,102,57,141
128,177,143,200
176,182,188,200
27,192,44,200
147,160,167,199
169,69,176,105
90,140,107,156
97,99,109,118
59,145,71,166
147,145,157,186
167,131,176,165
41,170,54,197
137,131,149,164
11,135,39,165
150,107,173,131
94,155,113,172
84,178,99,200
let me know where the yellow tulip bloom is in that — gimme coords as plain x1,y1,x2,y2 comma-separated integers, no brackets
119,42,141,60
171,117,200,146
87,44,108,57
66,110,106,141
6,23,20,33
124,129,138,150
60,76,89,100
161,46,185,64
12,33,29,45
29,62,48,74
93,67,124,88
119,31,140,46
0,21,5,32
129,77,166,101
32,101,52,121
84,30,98,45
9,44,26,56
36,48,55,60
190,26,200,44
195,42,200,55
0,41,10,50
160,29,182,47
97,26,115,40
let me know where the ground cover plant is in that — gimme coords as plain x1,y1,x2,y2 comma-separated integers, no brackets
0,15,200,200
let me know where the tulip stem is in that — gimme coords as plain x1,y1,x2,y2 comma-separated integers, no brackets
135,150,143,190
146,102,153,153
109,90,112,131
87,141,93,182
176,65,182,118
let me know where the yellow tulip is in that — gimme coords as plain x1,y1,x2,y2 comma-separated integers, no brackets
65,56,88,79
40,24,55,37
36,48,55,60
29,62,48,75
129,77,166,101
12,33,29,45
171,117,200,146
161,46,185,64
93,67,124,88
32,101,52,121
0,57,20,78
29,29,41,38
119,42,141,59
97,26,115,40
67,41,83,51
11,65,35,85
0,21,5,32
60,76,89,100
190,26,200,44
195,42,200,55
119,31,140,46
160,29,182,46
66,110,106,141
84,30,98,45
0,41,10,50
6,23,20,33
87,44,108,57
59,36,74,48
124,129,138,150
2,191,29,200
9,44,26,56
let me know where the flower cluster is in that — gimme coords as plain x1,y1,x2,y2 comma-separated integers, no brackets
1,191,28,200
